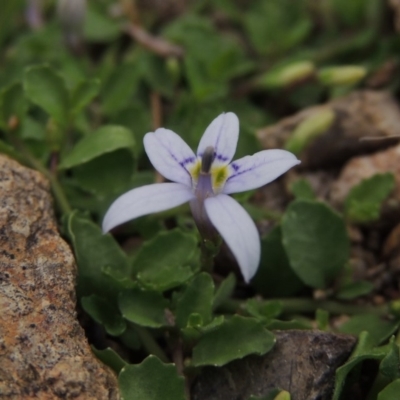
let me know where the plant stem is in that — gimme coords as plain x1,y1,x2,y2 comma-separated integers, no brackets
133,325,169,363
220,297,389,317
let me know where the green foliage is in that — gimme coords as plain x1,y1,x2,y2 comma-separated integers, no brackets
338,315,400,347
92,347,128,374
66,211,130,298
119,287,170,328
290,179,316,201
175,273,214,329
336,281,374,300
192,315,275,367
132,229,199,291
282,200,350,288
344,173,395,223
253,227,304,297
1,2,398,398
119,356,186,400
24,65,69,126
333,332,391,400
378,379,400,400
81,295,126,336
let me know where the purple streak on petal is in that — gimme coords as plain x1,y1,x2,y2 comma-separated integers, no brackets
197,113,239,167
144,129,196,187
223,150,300,194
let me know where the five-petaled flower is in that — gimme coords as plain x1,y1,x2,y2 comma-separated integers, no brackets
102,113,300,282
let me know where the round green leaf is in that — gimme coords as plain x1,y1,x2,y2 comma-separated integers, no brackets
133,229,199,292
59,125,135,169
119,356,186,400
282,200,350,288
66,211,130,299
192,315,275,367
378,379,400,400
119,288,169,328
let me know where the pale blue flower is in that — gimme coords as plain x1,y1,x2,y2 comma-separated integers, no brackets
103,113,300,282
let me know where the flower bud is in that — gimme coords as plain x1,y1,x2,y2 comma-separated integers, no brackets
285,109,335,154
256,61,315,88
318,66,367,86
274,390,291,400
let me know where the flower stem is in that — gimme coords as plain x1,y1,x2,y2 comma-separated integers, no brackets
200,238,221,274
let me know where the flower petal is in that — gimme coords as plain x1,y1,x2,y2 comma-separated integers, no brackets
204,194,260,282
197,112,239,166
102,183,194,232
223,149,300,194
144,129,196,187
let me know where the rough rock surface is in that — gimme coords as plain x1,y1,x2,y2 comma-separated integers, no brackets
0,155,119,399
257,90,400,169
192,330,356,400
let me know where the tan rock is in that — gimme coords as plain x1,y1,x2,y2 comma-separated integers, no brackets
0,155,119,399
329,144,400,207
257,90,400,168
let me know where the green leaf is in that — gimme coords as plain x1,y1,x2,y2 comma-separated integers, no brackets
141,53,175,98
119,356,186,400
243,1,312,56
101,63,141,115
66,211,130,299
213,273,236,310
70,149,135,196
0,82,26,130
132,229,199,292
338,315,400,346
253,226,304,296
84,6,120,42
290,179,316,201
119,287,169,328
92,346,127,374
345,173,395,223
24,65,69,126
333,331,390,400
81,295,126,336
192,315,275,367
378,379,400,400
336,281,374,300
175,273,214,329
380,338,400,380
245,299,282,322
59,125,135,169
282,200,350,288
70,78,100,116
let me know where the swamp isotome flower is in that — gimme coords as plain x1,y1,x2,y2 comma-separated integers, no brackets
102,113,300,282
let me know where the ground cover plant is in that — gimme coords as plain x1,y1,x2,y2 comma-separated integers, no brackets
1,1,400,399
